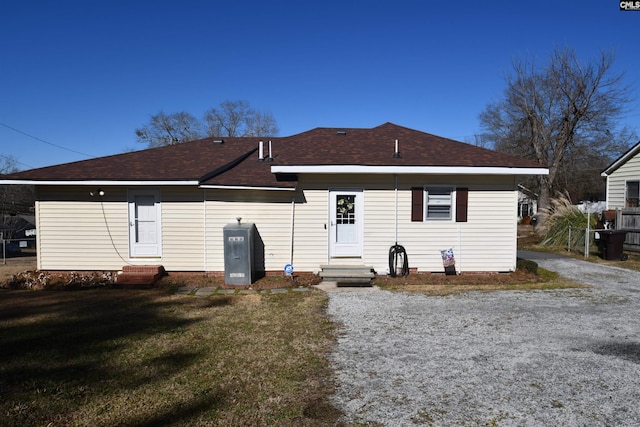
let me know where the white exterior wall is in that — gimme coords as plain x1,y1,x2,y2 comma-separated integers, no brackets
159,188,206,270
35,176,519,273
37,187,210,271
36,186,295,272
293,174,518,273
36,187,130,270
606,153,640,209
204,189,295,273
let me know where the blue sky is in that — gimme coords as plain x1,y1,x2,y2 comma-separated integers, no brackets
1,1,640,170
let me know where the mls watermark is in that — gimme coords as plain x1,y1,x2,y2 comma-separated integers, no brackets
620,1,640,10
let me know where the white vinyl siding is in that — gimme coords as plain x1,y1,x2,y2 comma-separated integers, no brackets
393,177,516,272
36,187,130,270
204,189,294,273
160,188,205,270
298,175,517,273
34,174,518,274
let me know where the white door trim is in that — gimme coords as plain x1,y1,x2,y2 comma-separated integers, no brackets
128,189,162,258
329,189,363,258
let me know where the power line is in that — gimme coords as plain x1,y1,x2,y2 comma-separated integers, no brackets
0,121,94,158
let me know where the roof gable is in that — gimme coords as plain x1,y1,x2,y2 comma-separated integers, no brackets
601,140,640,176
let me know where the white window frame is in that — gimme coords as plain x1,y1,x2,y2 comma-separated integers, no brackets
424,186,456,221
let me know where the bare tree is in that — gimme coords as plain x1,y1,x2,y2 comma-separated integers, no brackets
479,47,634,210
0,155,18,174
0,155,34,223
136,101,279,148
135,111,203,148
204,100,278,137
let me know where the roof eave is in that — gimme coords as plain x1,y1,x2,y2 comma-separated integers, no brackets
271,165,549,175
0,180,201,186
601,140,640,176
199,184,296,191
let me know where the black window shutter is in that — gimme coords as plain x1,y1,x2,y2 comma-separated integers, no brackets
456,187,468,222
411,187,423,222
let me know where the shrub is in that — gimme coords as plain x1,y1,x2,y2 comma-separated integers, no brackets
517,259,538,275
538,192,596,247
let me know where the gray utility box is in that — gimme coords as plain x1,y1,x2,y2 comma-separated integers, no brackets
223,222,256,285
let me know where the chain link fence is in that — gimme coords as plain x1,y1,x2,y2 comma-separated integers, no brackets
567,226,605,258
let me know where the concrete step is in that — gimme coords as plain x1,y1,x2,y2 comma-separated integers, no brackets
320,265,374,286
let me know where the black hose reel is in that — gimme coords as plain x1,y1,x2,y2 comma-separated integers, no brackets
389,243,409,277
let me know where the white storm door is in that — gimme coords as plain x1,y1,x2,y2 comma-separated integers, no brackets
329,189,363,258
128,190,162,257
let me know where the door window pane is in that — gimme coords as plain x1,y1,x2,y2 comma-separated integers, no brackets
336,194,356,243
336,195,356,224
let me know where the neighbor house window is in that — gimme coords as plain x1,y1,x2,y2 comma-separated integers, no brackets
626,181,639,208
411,187,468,222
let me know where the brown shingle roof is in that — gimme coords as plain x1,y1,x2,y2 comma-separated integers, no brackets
3,123,544,187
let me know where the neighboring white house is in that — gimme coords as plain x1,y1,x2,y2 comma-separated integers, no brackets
602,140,640,210
601,139,640,250
0,123,548,275
517,184,538,222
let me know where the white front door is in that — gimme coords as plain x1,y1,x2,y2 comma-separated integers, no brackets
128,190,162,257
329,189,363,258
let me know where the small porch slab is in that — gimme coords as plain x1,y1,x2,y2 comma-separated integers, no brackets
320,264,374,286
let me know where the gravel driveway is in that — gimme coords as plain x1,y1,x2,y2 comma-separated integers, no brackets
326,251,640,426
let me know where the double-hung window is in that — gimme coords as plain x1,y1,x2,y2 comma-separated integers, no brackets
626,181,639,208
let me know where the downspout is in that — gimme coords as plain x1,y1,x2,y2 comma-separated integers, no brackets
458,223,462,274
394,174,398,244
35,198,41,270
203,188,207,271
604,174,610,210
290,197,295,266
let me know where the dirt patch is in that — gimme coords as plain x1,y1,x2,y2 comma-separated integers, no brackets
374,269,541,287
